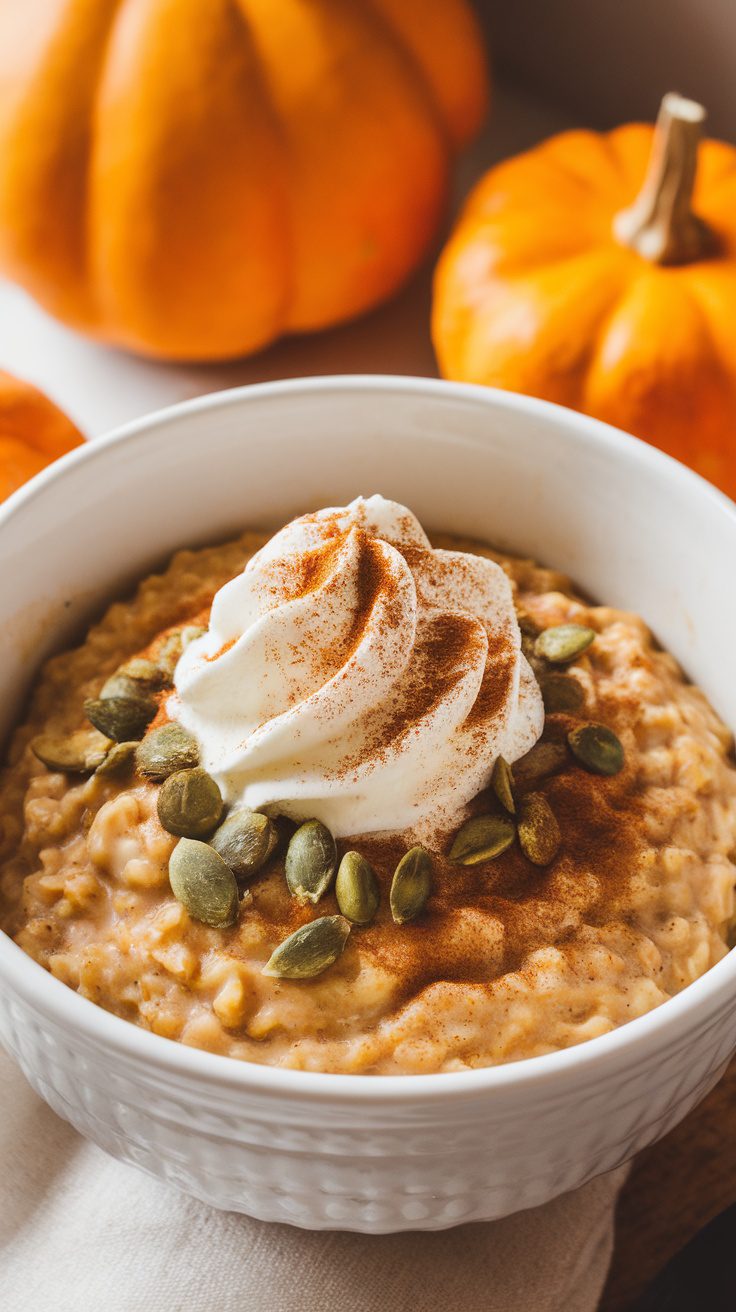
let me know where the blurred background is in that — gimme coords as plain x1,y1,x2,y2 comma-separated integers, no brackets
2,0,734,435
485,0,736,136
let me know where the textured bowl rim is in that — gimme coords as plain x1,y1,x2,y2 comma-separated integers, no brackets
1,373,735,1103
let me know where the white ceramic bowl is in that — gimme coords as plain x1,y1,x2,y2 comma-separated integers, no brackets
1,376,735,1233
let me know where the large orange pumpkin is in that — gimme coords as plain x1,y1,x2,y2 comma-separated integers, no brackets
0,0,488,362
433,94,736,497
0,371,84,500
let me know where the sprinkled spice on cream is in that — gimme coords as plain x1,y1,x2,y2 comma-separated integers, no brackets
170,497,543,840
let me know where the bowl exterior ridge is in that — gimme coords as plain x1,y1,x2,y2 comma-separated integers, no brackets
2,984,733,1230
0,375,735,1230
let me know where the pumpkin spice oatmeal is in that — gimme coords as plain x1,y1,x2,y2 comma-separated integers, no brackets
1,496,734,1074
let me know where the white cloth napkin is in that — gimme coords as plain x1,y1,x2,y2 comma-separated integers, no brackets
1,1046,626,1312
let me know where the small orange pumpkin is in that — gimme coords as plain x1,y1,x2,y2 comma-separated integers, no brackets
433,94,736,497
0,371,84,501
0,0,488,362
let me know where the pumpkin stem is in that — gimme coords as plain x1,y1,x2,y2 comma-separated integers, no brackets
613,92,717,265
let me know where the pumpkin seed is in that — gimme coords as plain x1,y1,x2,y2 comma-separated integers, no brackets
100,673,144,701
136,722,200,780
168,837,239,928
534,624,596,665
262,915,350,980
449,814,515,866
285,820,337,905
101,658,167,701
157,767,223,838
517,793,561,866
122,656,168,684
31,728,112,774
390,846,432,923
211,808,278,880
157,625,206,679
491,756,515,814
95,740,138,777
84,695,156,743
540,672,585,714
335,851,380,925
512,739,568,787
568,723,625,776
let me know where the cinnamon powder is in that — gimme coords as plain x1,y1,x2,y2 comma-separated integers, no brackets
140,528,647,1008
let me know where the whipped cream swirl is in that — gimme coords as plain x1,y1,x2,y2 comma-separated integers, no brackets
171,496,543,839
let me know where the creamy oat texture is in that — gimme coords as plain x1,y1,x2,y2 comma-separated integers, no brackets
1,529,735,1074
172,496,543,839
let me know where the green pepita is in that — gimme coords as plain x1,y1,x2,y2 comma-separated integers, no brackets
211,808,278,880
101,658,167,701
568,723,625,776
540,672,585,714
262,915,350,980
285,820,337,905
517,792,561,866
84,695,156,743
449,814,515,865
335,851,380,925
100,673,146,702
122,656,168,684
31,728,112,775
491,756,515,814
534,624,596,665
95,740,138,777
390,846,432,924
512,739,568,787
157,767,223,838
136,722,200,780
168,837,239,928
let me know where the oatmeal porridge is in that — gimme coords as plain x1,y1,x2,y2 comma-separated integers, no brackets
0,496,734,1074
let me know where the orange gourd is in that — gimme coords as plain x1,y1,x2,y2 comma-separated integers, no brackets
433,94,736,498
0,0,488,362
0,371,84,501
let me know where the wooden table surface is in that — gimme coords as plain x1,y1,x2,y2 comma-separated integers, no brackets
601,1056,736,1308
